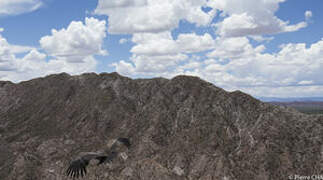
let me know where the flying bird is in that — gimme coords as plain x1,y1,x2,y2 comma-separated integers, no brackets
66,137,131,178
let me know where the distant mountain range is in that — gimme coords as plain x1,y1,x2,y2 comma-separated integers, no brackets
0,72,322,179
258,97,323,102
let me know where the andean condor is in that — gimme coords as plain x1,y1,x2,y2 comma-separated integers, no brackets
66,137,131,178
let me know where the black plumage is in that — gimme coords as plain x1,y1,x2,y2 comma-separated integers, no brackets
66,137,130,178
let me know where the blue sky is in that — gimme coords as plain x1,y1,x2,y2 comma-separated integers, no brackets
0,0,322,97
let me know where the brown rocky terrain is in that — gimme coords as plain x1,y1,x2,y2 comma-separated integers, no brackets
0,72,322,180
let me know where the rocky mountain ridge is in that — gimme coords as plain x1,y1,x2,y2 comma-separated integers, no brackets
0,72,322,180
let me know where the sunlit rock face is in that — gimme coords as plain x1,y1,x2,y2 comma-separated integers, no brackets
0,72,322,180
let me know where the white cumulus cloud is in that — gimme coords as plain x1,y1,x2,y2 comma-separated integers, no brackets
113,31,215,75
0,31,33,73
207,37,265,60
209,0,308,37
131,31,215,55
187,38,323,96
0,17,106,82
40,17,107,62
0,0,43,16
94,0,215,34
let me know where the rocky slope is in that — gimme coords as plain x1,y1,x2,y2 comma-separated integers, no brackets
0,72,322,180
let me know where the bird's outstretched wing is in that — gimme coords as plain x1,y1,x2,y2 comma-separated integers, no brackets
66,153,106,178
66,138,131,178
